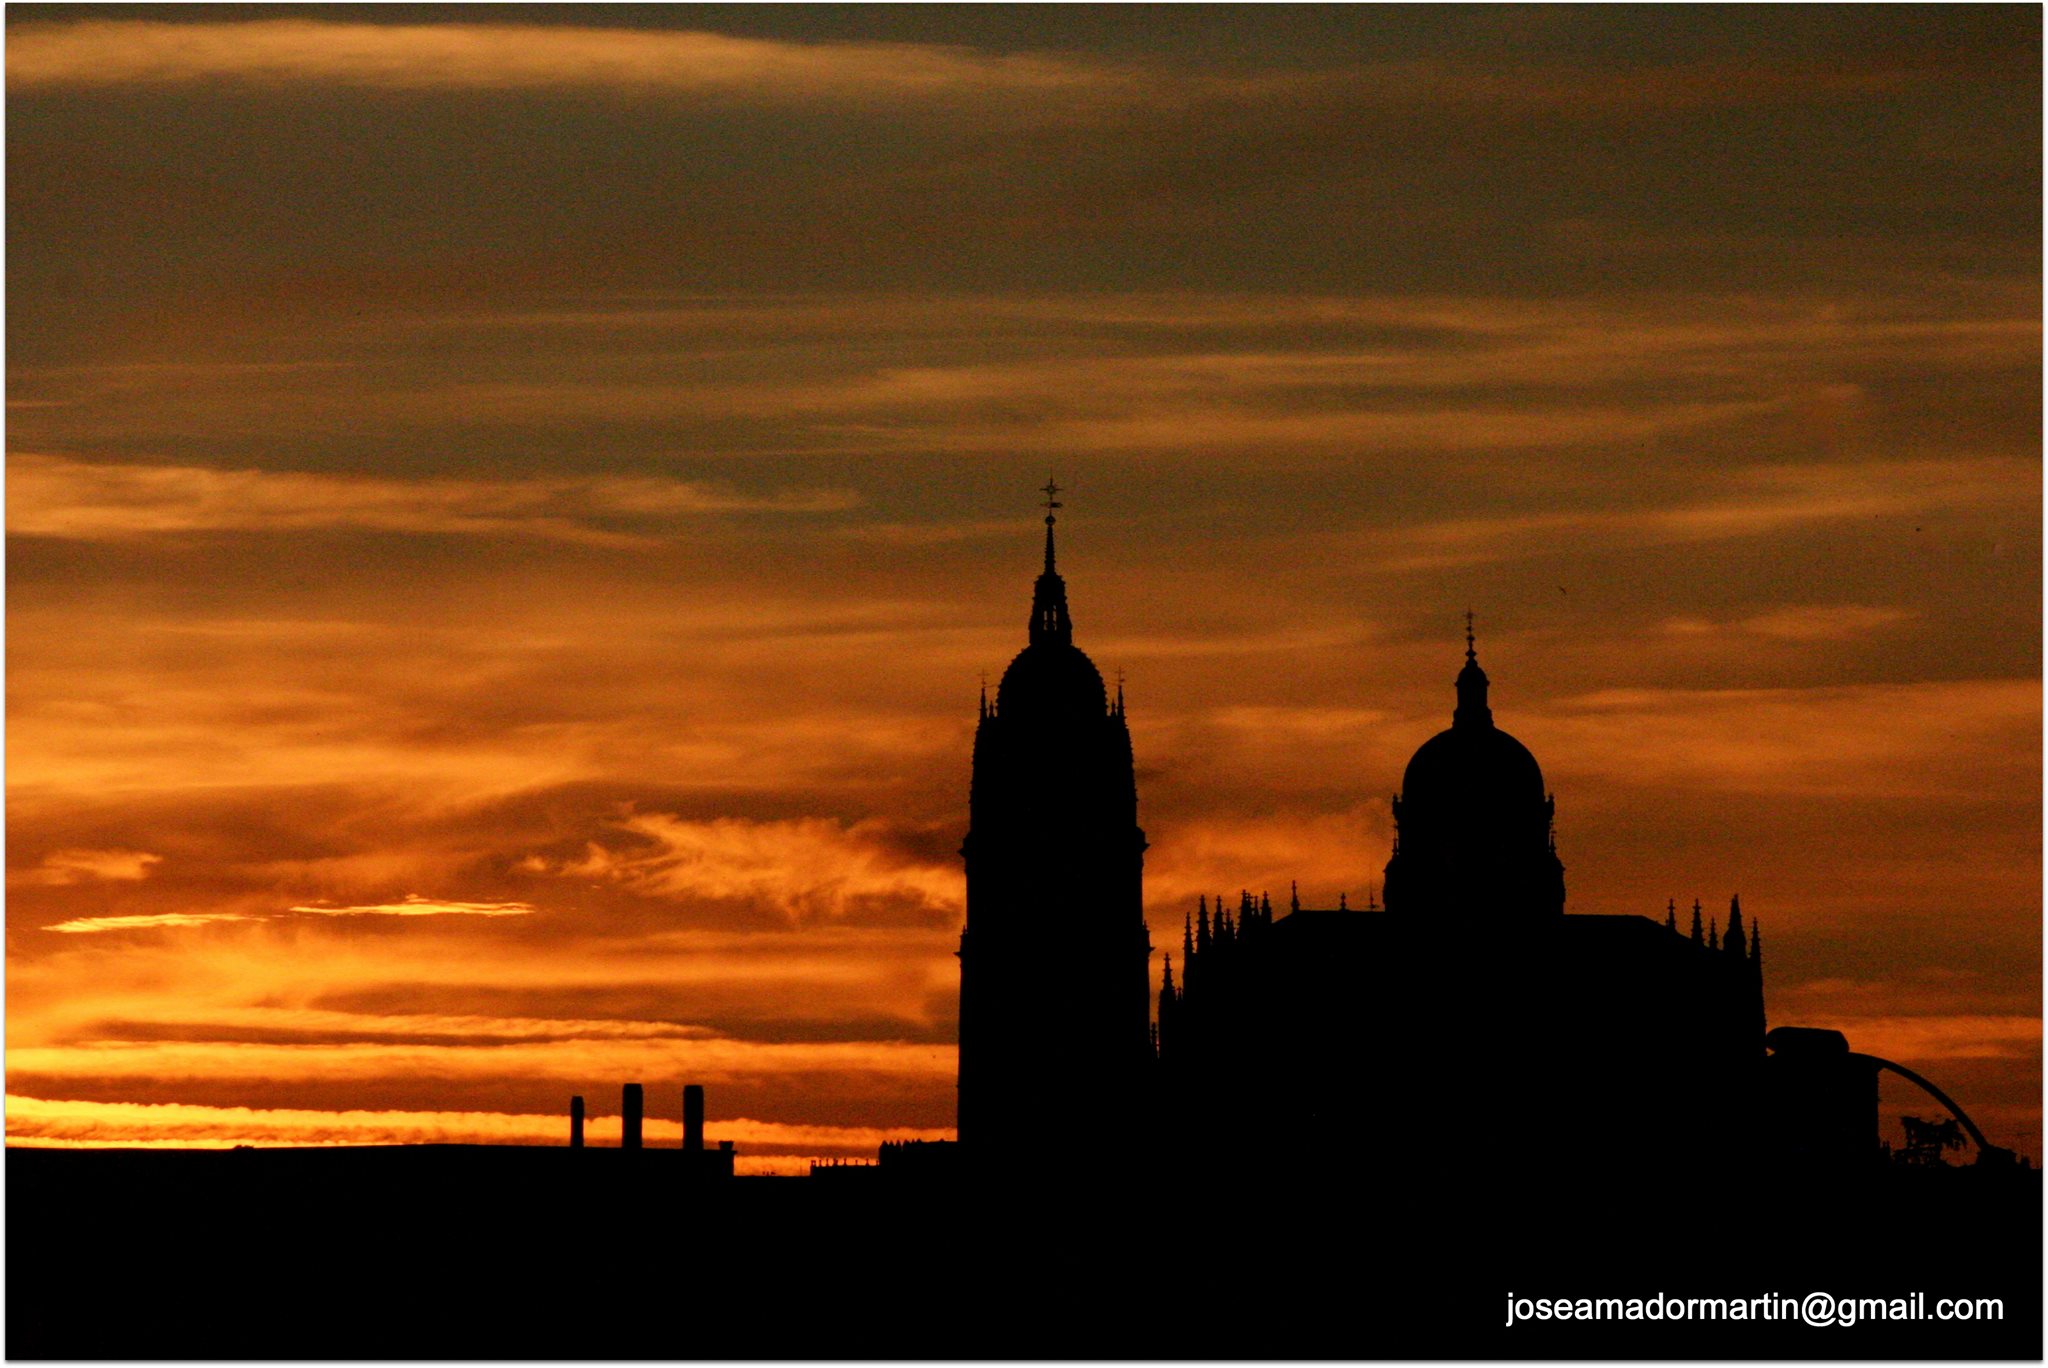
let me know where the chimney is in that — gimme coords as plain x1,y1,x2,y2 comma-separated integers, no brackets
569,1095,585,1150
683,1084,705,1154
621,1084,643,1150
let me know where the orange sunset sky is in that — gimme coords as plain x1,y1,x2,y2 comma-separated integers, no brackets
5,6,2041,1173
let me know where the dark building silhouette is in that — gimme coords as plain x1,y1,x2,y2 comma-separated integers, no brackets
966,500,2011,1177
571,1082,736,1173
621,1083,643,1150
1153,631,1775,1172
957,483,1151,1163
683,1084,705,1153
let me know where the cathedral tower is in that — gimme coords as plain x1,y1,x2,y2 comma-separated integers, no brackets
958,486,1151,1161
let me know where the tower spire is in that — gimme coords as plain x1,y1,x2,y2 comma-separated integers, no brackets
1041,477,1061,573
1028,479,1072,646
1666,897,1678,933
1453,611,1492,729
1690,898,1704,944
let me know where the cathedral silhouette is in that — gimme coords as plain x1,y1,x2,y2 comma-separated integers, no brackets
8,492,2034,1361
959,492,2011,1178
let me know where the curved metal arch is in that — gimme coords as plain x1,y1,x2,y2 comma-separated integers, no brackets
1848,1051,2006,1159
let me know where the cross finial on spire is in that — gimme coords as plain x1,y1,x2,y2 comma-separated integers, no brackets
1464,608,1477,661
1038,477,1063,575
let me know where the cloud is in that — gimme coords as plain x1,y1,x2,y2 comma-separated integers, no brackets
288,894,537,919
85,1006,718,1048
46,912,258,935
43,895,537,934
5,1034,955,1100
13,847,163,886
4,19,1124,104
4,18,2000,124
526,813,960,925
1539,679,2039,801
1661,605,1915,642
7,453,855,543
1374,457,2028,571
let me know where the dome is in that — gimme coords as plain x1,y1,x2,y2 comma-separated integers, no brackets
1381,628,1565,919
1398,640,1546,811
996,641,1108,723
1399,722,1546,812
987,505,1110,723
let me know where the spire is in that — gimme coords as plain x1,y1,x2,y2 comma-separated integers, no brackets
1453,610,1492,729
1196,895,1211,953
1751,920,1763,972
1183,909,1194,961
1708,917,1719,951
1690,898,1703,944
1114,668,1126,718
978,671,989,720
1290,880,1300,914
1161,952,1175,995
1338,891,1348,911
1028,478,1072,646
1665,897,1678,933
1725,894,1746,958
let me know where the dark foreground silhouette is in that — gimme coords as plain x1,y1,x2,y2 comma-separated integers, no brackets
8,1145,2038,1359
